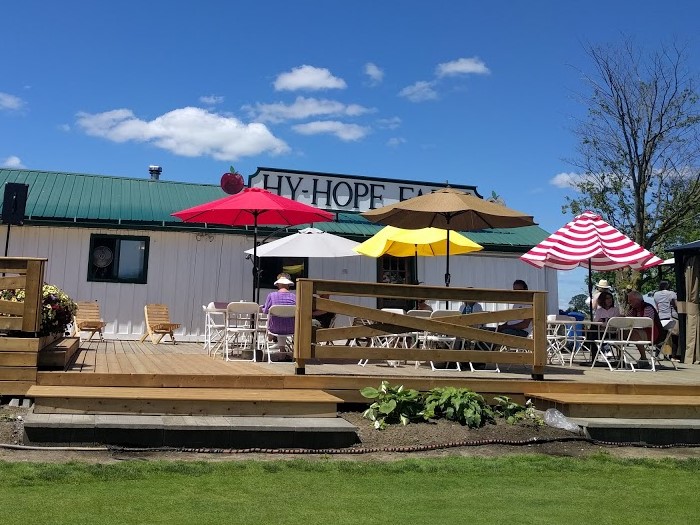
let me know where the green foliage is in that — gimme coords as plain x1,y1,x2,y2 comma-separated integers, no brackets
0,284,77,336
422,387,494,428
360,381,424,429
493,396,544,426
567,293,589,313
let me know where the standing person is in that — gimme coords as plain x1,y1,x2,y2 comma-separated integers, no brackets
497,279,532,337
653,281,677,321
591,279,613,310
262,273,297,338
626,290,663,368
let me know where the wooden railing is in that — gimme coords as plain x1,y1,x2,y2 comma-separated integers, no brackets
0,257,47,335
293,279,547,379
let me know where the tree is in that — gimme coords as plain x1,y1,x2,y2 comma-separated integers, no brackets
568,293,589,313
565,38,700,289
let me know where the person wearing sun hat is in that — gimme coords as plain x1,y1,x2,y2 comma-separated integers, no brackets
262,273,296,343
591,279,613,310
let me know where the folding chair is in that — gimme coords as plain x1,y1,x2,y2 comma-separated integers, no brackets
546,314,575,366
203,302,227,356
423,310,460,372
139,304,181,344
73,301,107,342
591,316,655,371
265,304,296,363
223,301,259,361
358,308,406,368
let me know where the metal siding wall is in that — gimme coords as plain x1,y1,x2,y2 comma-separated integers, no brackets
2,225,560,338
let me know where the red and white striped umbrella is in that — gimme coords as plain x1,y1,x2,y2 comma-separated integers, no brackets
520,211,663,271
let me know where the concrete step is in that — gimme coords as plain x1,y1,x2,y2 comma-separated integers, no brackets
570,417,700,445
23,412,358,449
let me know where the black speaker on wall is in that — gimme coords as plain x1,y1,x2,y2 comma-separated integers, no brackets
1,183,29,225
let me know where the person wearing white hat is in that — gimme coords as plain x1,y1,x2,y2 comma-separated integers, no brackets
591,279,613,310
262,273,296,349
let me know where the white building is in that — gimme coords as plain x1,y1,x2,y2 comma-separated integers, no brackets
0,166,558,340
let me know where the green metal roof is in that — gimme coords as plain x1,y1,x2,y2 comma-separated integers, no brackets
0,168,550,250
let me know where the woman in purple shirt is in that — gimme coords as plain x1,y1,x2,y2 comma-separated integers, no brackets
263,273,296,335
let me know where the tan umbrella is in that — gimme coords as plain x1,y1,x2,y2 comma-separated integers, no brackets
361,187,535,286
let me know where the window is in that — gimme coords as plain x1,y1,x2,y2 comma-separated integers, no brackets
88,234,149,284
258,257,308,289
377,255,416,310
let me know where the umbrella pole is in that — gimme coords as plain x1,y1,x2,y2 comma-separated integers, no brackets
253,214,259,303
588,260,593,319
445,229,451,309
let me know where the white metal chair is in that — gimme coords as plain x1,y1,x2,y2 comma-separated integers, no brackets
203,302,227,356
265,304,296,363
358,308,406,367
223,301,259,361
546,314,575,366
407,309,432,368
422,310,460,372
591,316,655,371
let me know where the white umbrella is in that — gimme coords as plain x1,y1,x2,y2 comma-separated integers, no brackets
245,227,361,258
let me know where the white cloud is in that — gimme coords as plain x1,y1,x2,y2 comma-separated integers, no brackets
292,120,370,141
364,62,384,85
199,95,224,105
274,65,347,91
59,123,71,132
76,107,289,161
376,117,401,130
436,57,490,78
386,137,406,147
1,155,25,168
246,96,373,123
0,92,25,111
398,81,438,102
550,172,582,189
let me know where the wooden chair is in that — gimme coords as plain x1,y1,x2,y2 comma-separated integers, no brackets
140,304,181,344
73,301,107,342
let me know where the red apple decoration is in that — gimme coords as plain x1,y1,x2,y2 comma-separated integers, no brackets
220,166,245,194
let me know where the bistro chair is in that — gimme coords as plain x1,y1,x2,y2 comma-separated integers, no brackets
140,304,181,344
73,301,107,342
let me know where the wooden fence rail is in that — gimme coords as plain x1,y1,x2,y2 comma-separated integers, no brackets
292,279,547,379
0,257,46,334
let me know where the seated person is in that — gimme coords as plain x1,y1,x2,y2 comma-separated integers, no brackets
496,279,532,337
460,298,483,315
415,299,433,312
593,291,620,323
262,273,297,344
626,290,663,368
312,294,335,328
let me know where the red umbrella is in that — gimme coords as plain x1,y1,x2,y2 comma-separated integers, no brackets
172,187,334,301
520,210,663,315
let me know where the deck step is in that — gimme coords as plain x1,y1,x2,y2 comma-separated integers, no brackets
26,385,341,418
526,392,700,419
23,413,358,449
37,337,80,369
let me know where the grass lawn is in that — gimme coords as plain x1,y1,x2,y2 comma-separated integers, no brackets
0,455,697,524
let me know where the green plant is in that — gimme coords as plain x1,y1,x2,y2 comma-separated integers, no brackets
360,381,424,429
422,387,494,428
0,284,77,336
493,396,543,426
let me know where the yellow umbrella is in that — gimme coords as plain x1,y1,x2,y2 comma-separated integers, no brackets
354,226,483,257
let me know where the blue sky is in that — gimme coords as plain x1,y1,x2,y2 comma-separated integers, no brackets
2,1,698,307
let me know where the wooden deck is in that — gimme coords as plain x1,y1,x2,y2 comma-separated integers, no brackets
34,340,700,404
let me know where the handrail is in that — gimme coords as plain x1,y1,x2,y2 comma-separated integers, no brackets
293,279,547,379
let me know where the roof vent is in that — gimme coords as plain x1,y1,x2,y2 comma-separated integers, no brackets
148,165,162,180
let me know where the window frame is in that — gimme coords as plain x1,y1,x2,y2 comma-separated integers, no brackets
87,234,150,284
